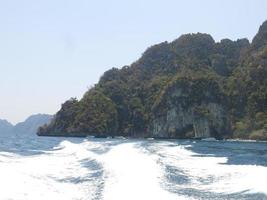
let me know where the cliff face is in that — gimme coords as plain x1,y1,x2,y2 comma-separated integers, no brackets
38,20,267,139
151,76,230,139
152,103,229,139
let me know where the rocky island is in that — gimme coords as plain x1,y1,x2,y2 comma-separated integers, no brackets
38,20,267,140
0,114,52,136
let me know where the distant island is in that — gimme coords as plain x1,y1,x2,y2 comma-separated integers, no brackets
0,114,52,136
38,20,267,140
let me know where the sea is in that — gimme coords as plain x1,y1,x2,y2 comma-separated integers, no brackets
0,134,266,200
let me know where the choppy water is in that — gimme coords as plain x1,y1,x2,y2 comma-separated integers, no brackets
0,134,267,200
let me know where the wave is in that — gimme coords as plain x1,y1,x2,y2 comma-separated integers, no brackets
146,141,267,198
0,139,104,200
0,138,266,199
100,142,189,200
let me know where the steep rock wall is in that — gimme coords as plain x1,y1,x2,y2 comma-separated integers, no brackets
151,76,231,139
151,103,228,139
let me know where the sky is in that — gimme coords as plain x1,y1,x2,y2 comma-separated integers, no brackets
0,0,267,124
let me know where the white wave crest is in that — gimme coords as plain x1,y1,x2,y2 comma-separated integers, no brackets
155,142,267,196
100,142,190,200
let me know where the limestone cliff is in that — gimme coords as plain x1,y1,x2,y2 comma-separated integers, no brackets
38,20,267,140
151,75,230,139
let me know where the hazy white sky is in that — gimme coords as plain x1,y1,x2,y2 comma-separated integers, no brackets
1,0,267,124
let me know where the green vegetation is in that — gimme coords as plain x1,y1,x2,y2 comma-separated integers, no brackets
38,20,267,140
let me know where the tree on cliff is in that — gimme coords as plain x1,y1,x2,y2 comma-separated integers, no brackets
38,20,267,140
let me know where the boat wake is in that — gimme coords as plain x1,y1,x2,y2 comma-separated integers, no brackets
0,138,266,200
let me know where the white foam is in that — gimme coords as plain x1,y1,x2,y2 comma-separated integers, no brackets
100,142,190,200
0,140,100,200
0,139,266,200
156,142,267,195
